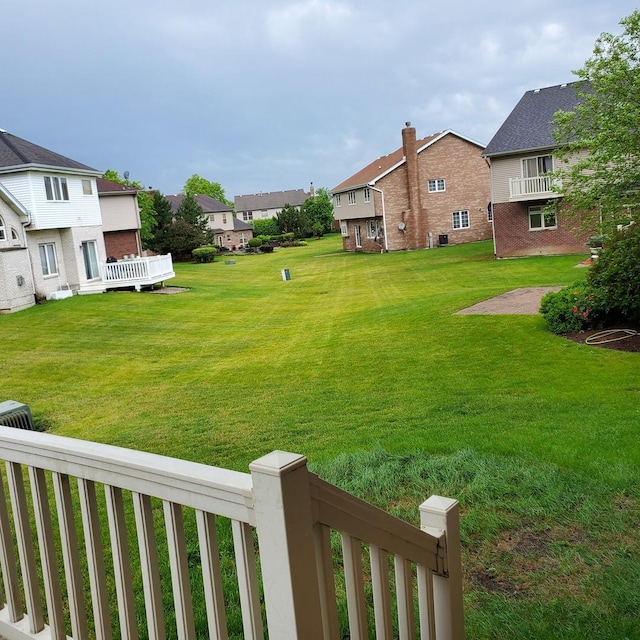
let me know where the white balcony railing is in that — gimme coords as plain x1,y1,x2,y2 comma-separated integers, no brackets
0,426,464,640
509,175,562,201
101,254,175,290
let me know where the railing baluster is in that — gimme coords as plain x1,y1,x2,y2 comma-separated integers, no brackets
78,478,113,640
6,462,44,633
395,555,415,640
163,500,196,640
341,532,367,640
416,563,435,640
370,544,393,639
29,467,65,639
105,485,138,640
195,510,228,640
133,492,165,640
0,468,22,622
314,523,340,640
231,519,263,640
53,472,88,638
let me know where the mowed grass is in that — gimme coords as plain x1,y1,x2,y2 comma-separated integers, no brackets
2,235,640,637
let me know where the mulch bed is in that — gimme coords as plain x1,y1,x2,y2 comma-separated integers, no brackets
564,324,640,352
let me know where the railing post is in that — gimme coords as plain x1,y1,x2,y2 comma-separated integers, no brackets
420,496,465,640
250,451,324,640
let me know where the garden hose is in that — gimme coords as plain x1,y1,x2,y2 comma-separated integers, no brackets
585,329,639,345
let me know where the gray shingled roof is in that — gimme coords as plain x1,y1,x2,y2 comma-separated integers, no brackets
0,130,98,172
165,194,233,214
234,189,309,211
483,82,586,157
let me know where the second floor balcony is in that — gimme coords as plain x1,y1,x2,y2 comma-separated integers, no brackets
509,175,562,201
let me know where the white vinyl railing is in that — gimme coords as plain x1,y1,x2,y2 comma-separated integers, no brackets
0,428,464,640
101,254,175,290
509,175,561,200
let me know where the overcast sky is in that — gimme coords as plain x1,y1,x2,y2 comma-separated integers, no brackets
1,1,637,200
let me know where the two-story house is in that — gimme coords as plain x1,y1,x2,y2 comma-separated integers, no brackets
332,126,491,253
483,82,590,258
0,129,107,307
234,188,312,223
97,178,142,259
166,194,252,249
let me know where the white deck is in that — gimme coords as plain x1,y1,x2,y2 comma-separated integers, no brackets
101,254,175,291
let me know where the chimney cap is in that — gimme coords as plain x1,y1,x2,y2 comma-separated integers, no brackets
405,121,411,127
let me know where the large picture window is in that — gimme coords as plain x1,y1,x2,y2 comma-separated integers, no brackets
39,243,58,276
44,176,69,201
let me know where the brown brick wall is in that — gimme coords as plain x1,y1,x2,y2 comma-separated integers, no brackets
493,201,589,257
104,231,140,259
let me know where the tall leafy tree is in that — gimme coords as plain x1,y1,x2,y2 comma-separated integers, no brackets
183,174,232,206
552,10,640,233
276,204,310,238
301,187,334,236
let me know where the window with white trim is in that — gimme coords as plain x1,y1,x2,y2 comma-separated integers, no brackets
261,210,268,218
39,243,58,276
0,216,5,240
81,179,93,195
522,155,553,178
44,176,69,201
428,178,445,192
528,205,556,230
363,187,371,203
340,221,349,236
487,203,493,223
366,220,379,238
335,194,341,207
452,210,470,229
348,191,356,205
242,211,253,221
11,228,19,240
222,213,228,224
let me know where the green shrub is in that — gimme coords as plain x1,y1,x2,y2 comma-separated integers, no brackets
251,218,279,236
248,237,263,248
587,222,640,322
191,246,217,263
540,281,606,334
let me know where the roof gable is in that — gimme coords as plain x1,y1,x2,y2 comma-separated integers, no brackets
483,82,586,157
331,130,484,192
0,130,98,173
234,189,309,211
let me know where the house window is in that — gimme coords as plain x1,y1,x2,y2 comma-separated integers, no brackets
340,221,349,236
487,203,493,223
335,194,341,207
261,210,268,218
363,187,371,203
354,225,362,248
0,216,5,240
239,233,248,245
222,213,228,224
428,179,446,192
348,191,356,205
242,211,253,221
529,205,557,230
81,241,100,280
522,155,553,178
366,220,379,238
44,176,69,201
11,227,19,240
452,210,470,229
39,243,58,276
81,179,93,195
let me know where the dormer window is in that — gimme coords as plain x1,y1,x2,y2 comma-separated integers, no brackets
44,176,69,201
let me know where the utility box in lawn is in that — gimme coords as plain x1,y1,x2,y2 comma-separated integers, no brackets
281,268,291,281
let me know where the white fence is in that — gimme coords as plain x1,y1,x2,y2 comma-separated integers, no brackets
0,427,464,639
101,255,175,290
509,175,561,200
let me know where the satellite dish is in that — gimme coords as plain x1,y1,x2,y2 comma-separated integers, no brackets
124,171,130,180
398,222,406,230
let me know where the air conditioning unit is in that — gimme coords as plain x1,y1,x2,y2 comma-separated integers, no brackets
0,400,35,430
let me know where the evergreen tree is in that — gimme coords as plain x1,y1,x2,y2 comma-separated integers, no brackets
276,204,310,238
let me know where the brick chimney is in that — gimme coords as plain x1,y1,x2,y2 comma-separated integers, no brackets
309,181,315,198
402,122,423,248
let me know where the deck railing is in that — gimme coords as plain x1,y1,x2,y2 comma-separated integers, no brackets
509,175,562,200
0,427,464,639
101,254,175,290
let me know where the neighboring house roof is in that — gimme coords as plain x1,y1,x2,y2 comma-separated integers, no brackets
234,189,309,211
332,129,485,192
210,218,253,234
96,178,138,195
165,194,233,214
483,82,586,157
0,129,99,174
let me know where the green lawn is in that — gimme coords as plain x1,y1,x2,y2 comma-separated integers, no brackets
1,235,639,638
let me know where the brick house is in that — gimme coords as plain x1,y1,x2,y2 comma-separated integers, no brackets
332,126,491,253
483,82,590,258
